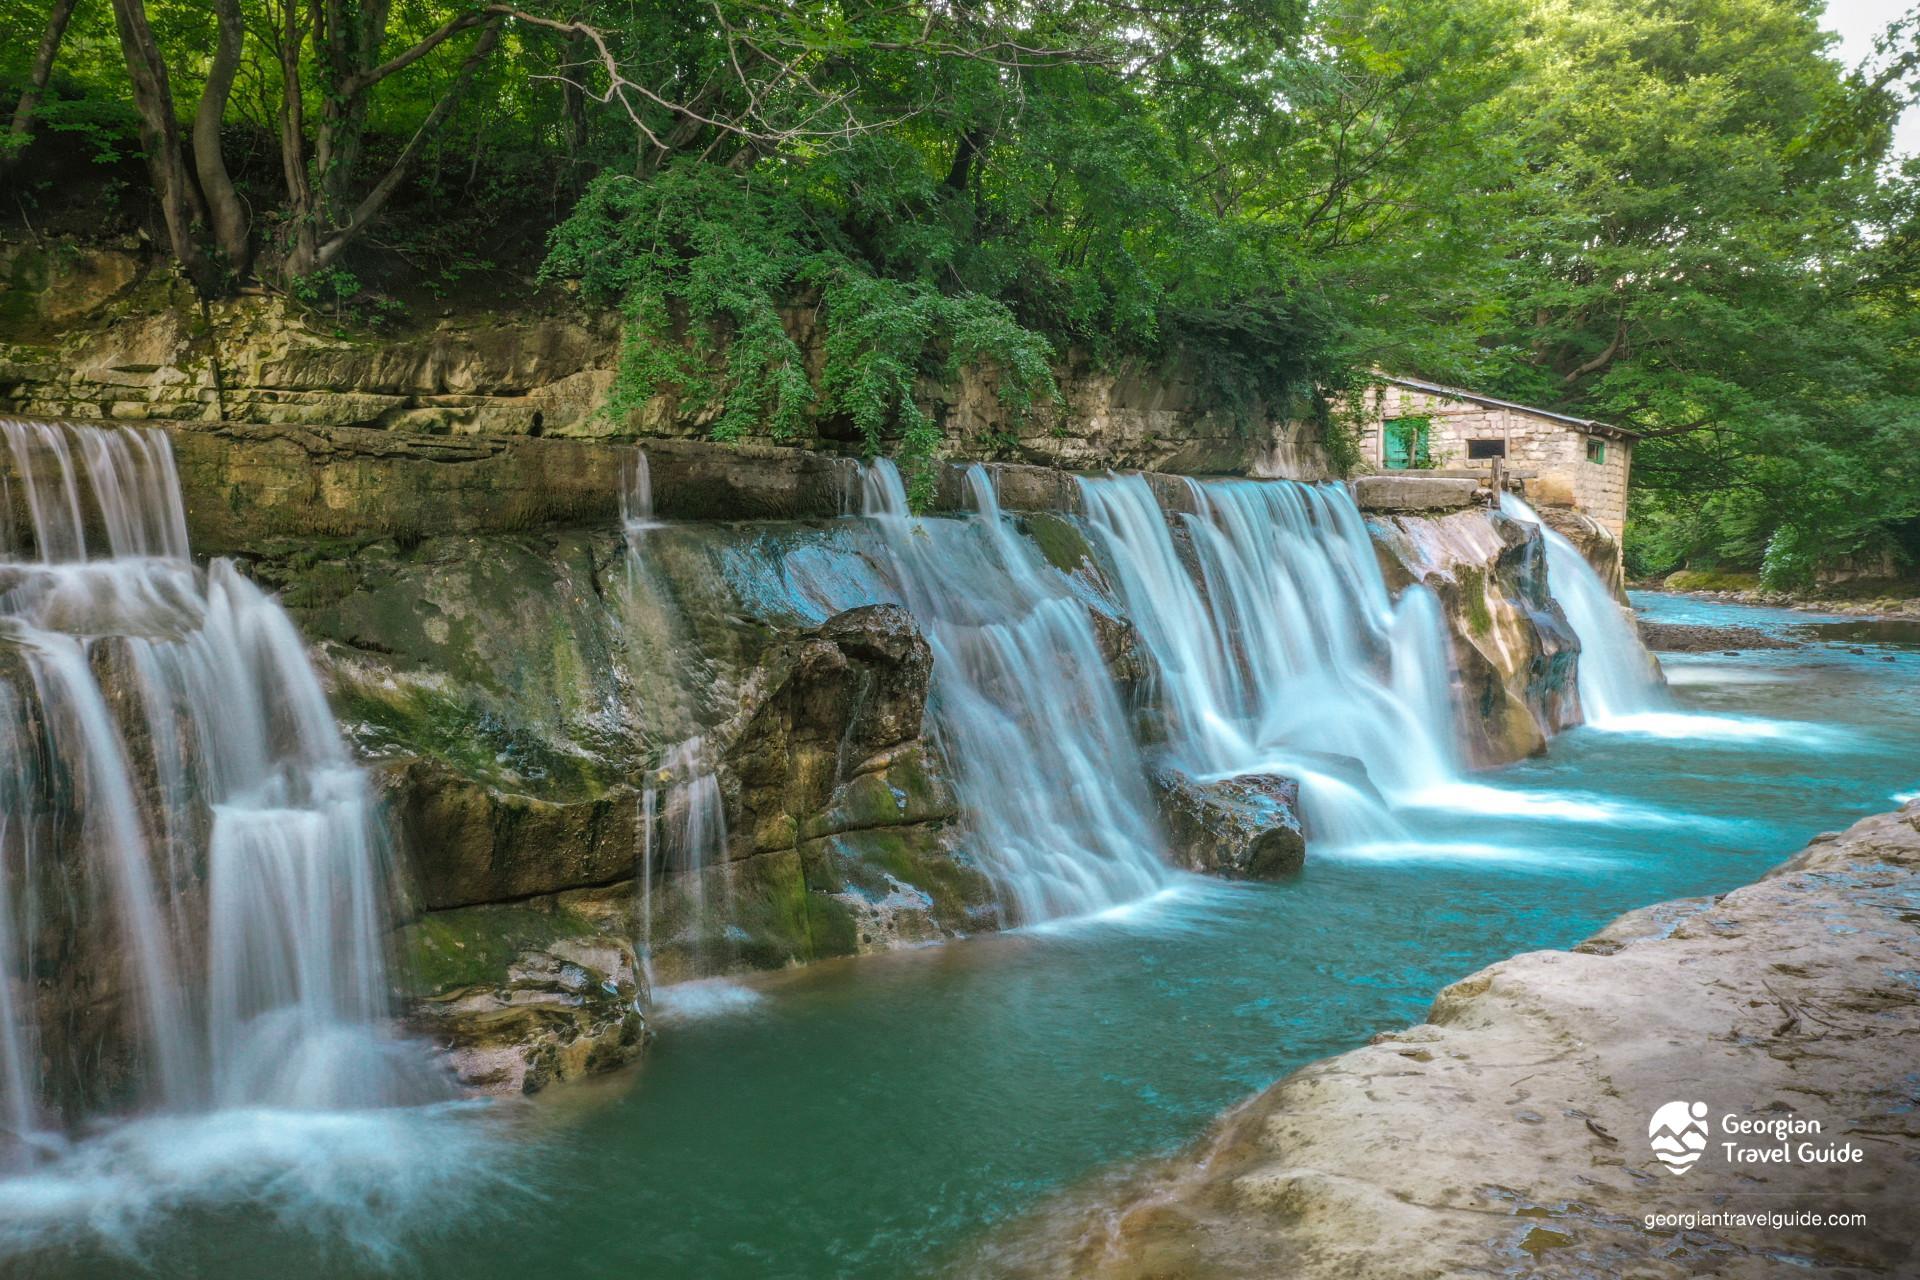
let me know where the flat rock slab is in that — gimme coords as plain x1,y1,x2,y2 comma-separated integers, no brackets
1350,474,1483,512
976,803,1920,1278
1638,619,1801,652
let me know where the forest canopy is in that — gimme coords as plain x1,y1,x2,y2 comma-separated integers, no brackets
2,0,1917,580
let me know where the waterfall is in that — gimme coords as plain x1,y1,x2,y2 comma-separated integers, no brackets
621,447,657,532
1077,475,1461,844
639,736,731,974
1498,493,1664,723
0,420,431,1156
863,462,1166,922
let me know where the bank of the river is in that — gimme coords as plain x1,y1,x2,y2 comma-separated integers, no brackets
12,592,1917,1278
1648,571,1920,620
972,798,1920,1278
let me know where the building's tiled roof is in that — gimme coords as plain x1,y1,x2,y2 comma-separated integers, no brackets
1377,374,1641,441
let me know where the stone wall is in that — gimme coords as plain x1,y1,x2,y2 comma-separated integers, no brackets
1353,380,1633,535
0,237,1331,480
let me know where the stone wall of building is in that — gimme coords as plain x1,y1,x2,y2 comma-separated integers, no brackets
1354,381,1632,535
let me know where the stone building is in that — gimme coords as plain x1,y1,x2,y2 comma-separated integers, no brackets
1354,374,1637,534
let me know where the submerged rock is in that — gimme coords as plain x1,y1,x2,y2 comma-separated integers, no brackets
973,803,1920,1277
1150,769,1305,879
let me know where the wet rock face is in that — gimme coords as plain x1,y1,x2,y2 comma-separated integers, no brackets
1150,769,1305,880
269,519,994,1000
1373,510,1580,765
401,905,648,1095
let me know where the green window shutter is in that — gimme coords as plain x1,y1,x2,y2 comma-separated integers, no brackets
1384,418,1429,469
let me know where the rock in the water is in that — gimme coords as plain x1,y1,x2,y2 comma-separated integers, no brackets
1150,768,1305,879
402,905,649,1096
1636,619,1799,652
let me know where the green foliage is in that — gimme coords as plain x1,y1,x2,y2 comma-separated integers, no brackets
8,0,1920,567
544,161,1065,503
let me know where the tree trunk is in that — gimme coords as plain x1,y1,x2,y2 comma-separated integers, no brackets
307,20,503,274
2,0,79,181
273,0,318,277
560,30,590,194
110,0,217,292
192,0,251,274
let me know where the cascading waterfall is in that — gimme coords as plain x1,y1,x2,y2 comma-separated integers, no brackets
1498,493,1664,723
0,420,433,1163
638,736,731,976
864,462,1166,922
620,447,657,532
1078,475,1462,844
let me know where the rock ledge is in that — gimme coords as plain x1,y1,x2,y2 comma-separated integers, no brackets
976,803,1920,1278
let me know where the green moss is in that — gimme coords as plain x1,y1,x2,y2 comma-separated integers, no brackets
1457,565,1493,637
400,903,598,996
803,893,862,959
814,825,996,931
1519,1227,1575,1256
1021,512,1097,576
1665,569,1761,593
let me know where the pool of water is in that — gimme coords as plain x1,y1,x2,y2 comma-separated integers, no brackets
13,594,1920,1277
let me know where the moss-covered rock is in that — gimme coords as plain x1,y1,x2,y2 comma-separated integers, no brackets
400,902,648,1095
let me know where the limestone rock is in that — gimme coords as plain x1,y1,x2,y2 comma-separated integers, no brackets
402,904,648,1096
1373,507,1580,765
1150,768,1305,879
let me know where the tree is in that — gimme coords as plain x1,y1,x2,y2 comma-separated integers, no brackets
1,0,79,181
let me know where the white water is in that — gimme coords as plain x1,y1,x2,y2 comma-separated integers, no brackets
1078,475,1461,845
1497,493,1665,724
864,462,1166,923
620,447,657,532
638,735,731,974
0,421,440,1173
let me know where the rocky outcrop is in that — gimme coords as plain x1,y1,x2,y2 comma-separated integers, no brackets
974,803,1920,1278
1,238,1331,478
400,904,647,1095
1149,769,1305,879
1372,508,1580,764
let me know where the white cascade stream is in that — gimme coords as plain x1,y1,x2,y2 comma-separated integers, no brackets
1078,474,1462,845
1498,492,1665,724
0,419,439,1167
863,461,1167,923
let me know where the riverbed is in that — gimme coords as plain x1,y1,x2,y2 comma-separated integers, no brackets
12,593,1920,1278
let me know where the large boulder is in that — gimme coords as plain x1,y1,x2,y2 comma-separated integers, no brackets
1373,508,1580,764
1150,768,1306,879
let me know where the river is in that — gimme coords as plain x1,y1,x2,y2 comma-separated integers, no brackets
16,592,1916,1278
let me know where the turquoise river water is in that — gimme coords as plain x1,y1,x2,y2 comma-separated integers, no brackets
12,593,1920,1279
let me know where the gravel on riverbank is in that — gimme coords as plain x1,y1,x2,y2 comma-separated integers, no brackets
1636,618,1802,651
